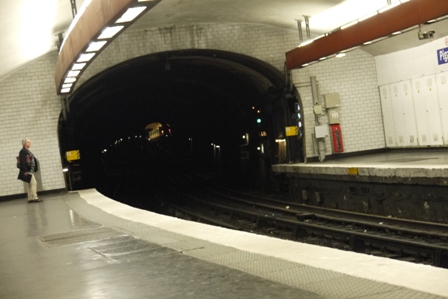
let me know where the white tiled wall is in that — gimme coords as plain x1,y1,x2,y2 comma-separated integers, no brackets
0,23,300,198
0,52,66,197
77,23,299,87
5,21,426,196
292,50,386,160
375,36,448,149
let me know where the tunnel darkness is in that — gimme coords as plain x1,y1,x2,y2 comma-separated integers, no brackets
59,49,302,196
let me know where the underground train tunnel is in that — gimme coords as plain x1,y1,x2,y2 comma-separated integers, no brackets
58,49,303,208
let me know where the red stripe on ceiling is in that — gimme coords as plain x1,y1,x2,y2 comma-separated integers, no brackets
285,0,448,69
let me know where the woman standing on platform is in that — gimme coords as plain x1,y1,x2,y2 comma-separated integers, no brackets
17,138,41,203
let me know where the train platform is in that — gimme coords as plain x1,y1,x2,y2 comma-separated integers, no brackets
272,148,448,185
1,189,447,298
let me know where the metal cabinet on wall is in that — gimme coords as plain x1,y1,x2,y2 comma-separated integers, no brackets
379,72,448,148
436,73,448,145
379,85,396,147
390,81,418,147
411,75,443,146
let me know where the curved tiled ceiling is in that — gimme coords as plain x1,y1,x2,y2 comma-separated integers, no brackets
1,0,446,82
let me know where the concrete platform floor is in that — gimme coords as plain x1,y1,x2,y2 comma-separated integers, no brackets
1,190,447,298
273,149,448,182
0,193,324,299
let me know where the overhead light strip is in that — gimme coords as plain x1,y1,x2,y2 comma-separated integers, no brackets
287,0,448,69
55,0,162,95
298,0,408,49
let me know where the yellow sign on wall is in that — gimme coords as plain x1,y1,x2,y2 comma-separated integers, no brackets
347,167,358,175
285,126,298,136
66,150,81,161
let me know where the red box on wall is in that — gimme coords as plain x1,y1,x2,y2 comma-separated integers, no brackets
330,124,344,153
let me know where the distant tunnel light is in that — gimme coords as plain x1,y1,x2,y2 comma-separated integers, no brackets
116,7,147,23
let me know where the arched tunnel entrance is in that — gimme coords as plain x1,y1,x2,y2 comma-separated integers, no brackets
58,49,303,202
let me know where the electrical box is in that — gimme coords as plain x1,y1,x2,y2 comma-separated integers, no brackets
324,93,340,108
313,104,323,115
328,109,341,124
314,125,328,138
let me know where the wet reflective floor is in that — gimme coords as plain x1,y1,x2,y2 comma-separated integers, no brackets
0,193,325,299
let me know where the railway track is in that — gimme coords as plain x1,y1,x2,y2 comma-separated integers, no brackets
169,179,448,269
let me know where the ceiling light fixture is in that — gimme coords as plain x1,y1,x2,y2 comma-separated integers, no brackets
286,0,448,69
341,20,358,30
378,2,400,13
358,11,378,22
55,0,162,95
86,41,107,52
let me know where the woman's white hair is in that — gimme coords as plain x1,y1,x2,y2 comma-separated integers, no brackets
22,138,30,146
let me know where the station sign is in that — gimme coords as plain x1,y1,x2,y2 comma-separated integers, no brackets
437,47,448,65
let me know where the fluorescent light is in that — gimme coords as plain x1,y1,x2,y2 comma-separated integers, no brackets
341,20,358,30
336,53,346,58
363,41,373,45
116,7,147,23
358,11,377,22
400,0,410,2
62,84,73,89
392,31,402,35
59,0,94,53
86,41,107,52
71,63,86,71
98,26,124,39
378,2,400,13
319,57,327,61
369,36,388,44
313,34,326,41
67,70,81,77
299,40,313,47
77,53,96,62
64,77,77,84
61,88,71,93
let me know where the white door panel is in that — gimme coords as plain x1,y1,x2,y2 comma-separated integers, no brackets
379,85,396,147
